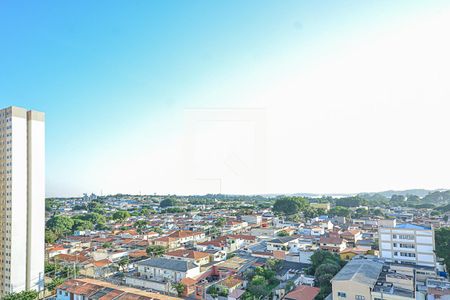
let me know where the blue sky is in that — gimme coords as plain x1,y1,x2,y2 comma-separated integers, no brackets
1,1,450,197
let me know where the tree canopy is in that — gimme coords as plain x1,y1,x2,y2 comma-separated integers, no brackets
335,196,366,208
310,250,344,300
112,210,131,222
146,245,166,257
160,198,179,208
46,215,74,236
4,291,38,300
273,197,308,215
435,227,450,271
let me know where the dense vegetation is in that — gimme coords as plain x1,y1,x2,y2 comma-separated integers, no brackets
309,250,345,300
3,290,39,300
273,197,308,215
242,259,281,300
435,227,450,271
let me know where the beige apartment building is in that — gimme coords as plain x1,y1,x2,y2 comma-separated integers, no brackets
332,258,418,300
332,259,383,300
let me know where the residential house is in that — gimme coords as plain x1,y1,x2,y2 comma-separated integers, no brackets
284,285,320,300
79,259,116,278
125,257,201,293
55,278,181,300
153,236,181,250
47,245,70,259
241,215,262,225
164,249,210,266
167,230,206,245
341,230,363,246
267,236,299,252
224,221,249,233
319,236,347,253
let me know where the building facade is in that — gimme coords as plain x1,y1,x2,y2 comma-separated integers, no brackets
0,106,45,295
379,223,436,267
125,258,200,293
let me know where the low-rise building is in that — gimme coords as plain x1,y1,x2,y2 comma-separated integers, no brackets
267,236,299,251
125,257,201,293
56,278,182,300
241,215,262,225
164,249,210,266
319,236,347,253
331,258,384,300
285,285,320,300
379,223,436,267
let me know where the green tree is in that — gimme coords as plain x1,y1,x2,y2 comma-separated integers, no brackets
75,213,106,227
87,201,104,213
172,282,186,297
146,245,166,257
73,204,87,211
406,195,420,204
309,250,343,300
47,277,65,292
103,242,113,249
303,206,319,219
286,280,295,293
277,230,289,237
72,219,94,231
46,215,74,237
273,197,308,215
118,257,130,272
112,210,131,222
435,227,450,271
266,258,282,271
141,208,155,216
354,208,369,218
315,263,340,279
310,250,340,274
160,198,178,208
335,196,366,208
328,206,351,218
151,226,164,235
45,229,58,243
215,217,226,228
316,284,332,300
134,220,148,234
4,290,38,300
46,198,57,212
45,261,56,274
251,274,267,286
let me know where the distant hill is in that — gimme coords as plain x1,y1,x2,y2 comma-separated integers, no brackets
436,203,450,212
263,189,450,204
357,193,388,202
422,190,450,205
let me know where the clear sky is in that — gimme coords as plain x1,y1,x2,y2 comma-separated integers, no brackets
1,1,450,197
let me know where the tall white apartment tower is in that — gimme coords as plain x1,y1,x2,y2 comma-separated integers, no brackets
0,106,45,295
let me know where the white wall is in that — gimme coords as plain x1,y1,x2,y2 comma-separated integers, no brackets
27,114,45,291
10,114,28,293
416,236,432,244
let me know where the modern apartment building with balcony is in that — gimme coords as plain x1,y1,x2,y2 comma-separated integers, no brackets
379,222,436,267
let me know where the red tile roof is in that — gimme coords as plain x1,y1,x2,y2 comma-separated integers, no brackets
285,285,320,300
166,249,209,260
